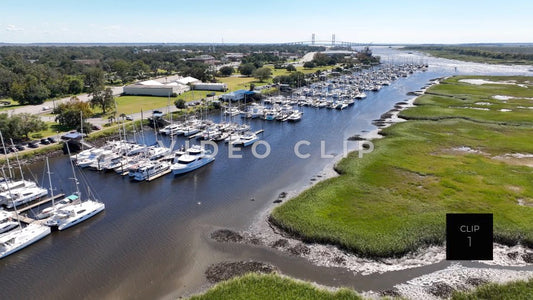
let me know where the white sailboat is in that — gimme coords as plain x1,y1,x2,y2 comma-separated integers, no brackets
0,143,51,259
0,223,51,259
45,145,105,231
0,135,48,208
0,210,17,234
35,158,77,220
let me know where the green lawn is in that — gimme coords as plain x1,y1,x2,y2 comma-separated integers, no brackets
190,273,362,300
216,76,269,91
29,121,67,139
215,65,335,91
108,91,219,116
271,75,533,258
266,64,335,77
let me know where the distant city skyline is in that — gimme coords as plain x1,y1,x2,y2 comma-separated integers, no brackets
1,0,532,44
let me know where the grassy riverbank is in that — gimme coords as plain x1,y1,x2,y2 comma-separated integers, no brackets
405,45,533,65
452,278,533,299
190,273,362,300
271,75,533,257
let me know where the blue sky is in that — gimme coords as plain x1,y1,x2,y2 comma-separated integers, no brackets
1,0,532,44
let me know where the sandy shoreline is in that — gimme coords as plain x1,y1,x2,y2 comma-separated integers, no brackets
207,77,533,298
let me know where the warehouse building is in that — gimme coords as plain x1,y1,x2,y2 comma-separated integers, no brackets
123,79,190,96
191,82,228,91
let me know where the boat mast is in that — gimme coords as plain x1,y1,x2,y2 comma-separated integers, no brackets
65,142,81,197
0,131,14,178
11,138,24,182
1,167,21,229
45,157,55,208
80,111,84,147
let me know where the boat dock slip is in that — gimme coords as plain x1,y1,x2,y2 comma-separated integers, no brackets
12,214,35,224
15,194,66,214
146,169,171,181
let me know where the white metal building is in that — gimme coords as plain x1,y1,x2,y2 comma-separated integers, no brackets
191,83,228,91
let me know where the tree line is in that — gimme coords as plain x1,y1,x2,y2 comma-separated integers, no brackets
406,45,533,63
0,44,319,105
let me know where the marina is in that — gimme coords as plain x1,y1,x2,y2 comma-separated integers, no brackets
0,47,532,299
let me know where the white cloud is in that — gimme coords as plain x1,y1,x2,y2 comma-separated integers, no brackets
6,24,23,31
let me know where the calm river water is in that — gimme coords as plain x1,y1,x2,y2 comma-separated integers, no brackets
1,47,532,299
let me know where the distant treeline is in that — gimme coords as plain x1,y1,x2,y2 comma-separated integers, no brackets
406,45,533,64
0,44,316,104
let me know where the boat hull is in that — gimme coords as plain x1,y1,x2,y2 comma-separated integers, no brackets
57,203,105,231
171,157,215,175
0,224,51,259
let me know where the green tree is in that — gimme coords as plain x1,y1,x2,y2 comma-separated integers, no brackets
54,96,93,129
303,61,316,68
0,67,17,98
8,81,25,102
131,60,150,79
238,63,256,76
111,59,131,81
23,79,50,105
84,67,105,94
252,67,272,82
9,113,47,139
174,99,186,109
90,87,114,115
68,77,84,94
286,64,296,72
219,66,234,76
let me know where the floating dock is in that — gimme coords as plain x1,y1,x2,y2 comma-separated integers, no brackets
146,169,172,181
16,193,66,213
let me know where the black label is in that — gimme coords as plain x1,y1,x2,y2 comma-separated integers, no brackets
446,213,493,260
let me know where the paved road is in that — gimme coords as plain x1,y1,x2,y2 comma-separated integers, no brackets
8,75,193,126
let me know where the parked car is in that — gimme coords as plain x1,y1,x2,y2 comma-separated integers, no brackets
125,115,133,121
27,141,39,148
15,144,25,151
40,138,51,145
0,148,9,154
47,137,57,143
152,110,163,118
92,125,102,130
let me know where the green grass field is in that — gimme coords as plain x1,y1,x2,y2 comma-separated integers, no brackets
190,273,362,300
271,75,533,257
215,65,335,91
267,64,335,77
216,76,270,90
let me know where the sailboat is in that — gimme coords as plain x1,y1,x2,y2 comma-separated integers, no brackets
0,210,17,234
35,158,77,220
45,144,105,231
0,136,48,209
0,222,51,259
0,135,51,259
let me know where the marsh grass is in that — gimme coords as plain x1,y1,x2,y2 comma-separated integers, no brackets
189,273,363,300
451,278,533,299
271,76,533,257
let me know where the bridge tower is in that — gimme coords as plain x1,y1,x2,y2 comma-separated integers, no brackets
332,34,335,46
312,33,315,46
